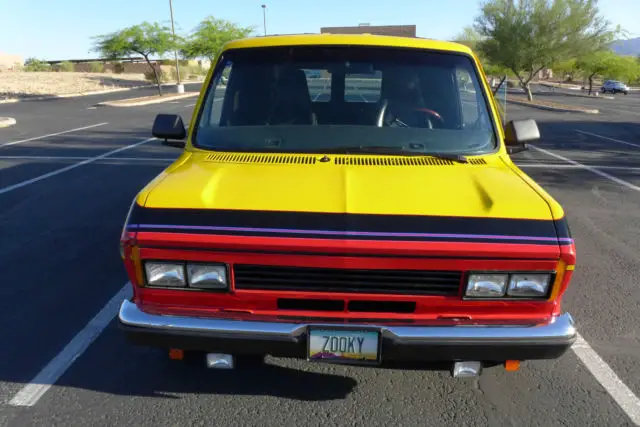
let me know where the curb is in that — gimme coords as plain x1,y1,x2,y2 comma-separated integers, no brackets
506,98,599,114
0,80,204,105
562,93,614,100
0,117,17,128
538,83,582,91
96,92,199,107
538,84,614,99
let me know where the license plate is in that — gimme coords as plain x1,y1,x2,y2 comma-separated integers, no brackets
308,328,380,364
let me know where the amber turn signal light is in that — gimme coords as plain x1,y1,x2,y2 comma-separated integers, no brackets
505,360,521,371
169,349,184,360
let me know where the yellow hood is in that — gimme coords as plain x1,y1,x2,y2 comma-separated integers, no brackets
137,152,557,221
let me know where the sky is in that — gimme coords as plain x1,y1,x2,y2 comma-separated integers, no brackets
2,0,640,61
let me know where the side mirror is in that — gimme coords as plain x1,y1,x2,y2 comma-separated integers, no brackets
152,114,186,149
504,119,540,154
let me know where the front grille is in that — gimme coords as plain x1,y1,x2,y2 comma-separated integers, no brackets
233,265,462,296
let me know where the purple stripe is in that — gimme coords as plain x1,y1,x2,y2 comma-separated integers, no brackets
127,223,572,242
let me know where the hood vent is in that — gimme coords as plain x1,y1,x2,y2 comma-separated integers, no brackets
204,153,487,167
334,156,487,166
205,153,317,165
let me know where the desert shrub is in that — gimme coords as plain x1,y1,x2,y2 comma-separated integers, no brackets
144,69,168,83
58,61,74,72
189,65,208,77
113,63,125,74
89,62,104,73
23,58,51,72
170,65,190,81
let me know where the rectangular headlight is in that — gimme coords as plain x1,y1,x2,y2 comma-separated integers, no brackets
145,262,186,287
507,274,551,297
466,274,508,298
187,263,228,289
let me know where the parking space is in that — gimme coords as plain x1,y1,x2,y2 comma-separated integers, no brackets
1,86,640,426
3,331,631,426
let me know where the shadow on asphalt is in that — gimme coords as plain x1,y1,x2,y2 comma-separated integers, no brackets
42,330,360,401
44,327,474,402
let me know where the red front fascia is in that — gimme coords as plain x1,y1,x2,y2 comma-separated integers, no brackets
123,231,574,324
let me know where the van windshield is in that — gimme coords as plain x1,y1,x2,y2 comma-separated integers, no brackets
194,45,497,155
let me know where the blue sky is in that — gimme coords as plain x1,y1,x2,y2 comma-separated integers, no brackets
2,0,639,60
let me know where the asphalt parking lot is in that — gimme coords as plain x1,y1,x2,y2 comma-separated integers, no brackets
1,84,640,426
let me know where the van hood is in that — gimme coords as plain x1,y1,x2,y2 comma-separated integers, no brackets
140,153,553,219
130,152,568,245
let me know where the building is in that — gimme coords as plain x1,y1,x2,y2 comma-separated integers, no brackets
320,24,416,38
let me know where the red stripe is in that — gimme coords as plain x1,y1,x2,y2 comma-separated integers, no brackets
135,231,561,259
124,231,571,323
139,247,558,272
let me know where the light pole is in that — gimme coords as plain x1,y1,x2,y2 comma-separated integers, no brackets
261,4,267,36
169,0,184,93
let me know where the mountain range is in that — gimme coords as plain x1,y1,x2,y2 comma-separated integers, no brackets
611,37,640,56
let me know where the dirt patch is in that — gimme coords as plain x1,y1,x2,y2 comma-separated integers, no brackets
0,72,150,99
97,92,199,107
506,96,599,114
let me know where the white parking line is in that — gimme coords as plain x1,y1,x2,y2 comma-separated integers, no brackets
0,155,174,162
572,334,640,425
0,137,156,195
576,130,640,150
516,163,640,172
8,284,131,407
530,146,640,192
0,123,108,147
184,103,196,108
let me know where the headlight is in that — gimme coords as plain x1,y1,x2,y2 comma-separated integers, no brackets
145,262,186,287
507,274,551,297
466,274,508,298
187,263,228,289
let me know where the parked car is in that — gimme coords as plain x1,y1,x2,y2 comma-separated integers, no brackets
601,80,629,95
118,34,577,377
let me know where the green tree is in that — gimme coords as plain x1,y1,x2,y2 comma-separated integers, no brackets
552,59,579,81
453,26,483,50
617,55,640,85
475,0,618,100
92,22,177,95
453,26,511,80
576,50,625,94
182,17,254,62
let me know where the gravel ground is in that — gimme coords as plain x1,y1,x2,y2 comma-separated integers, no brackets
0,72,150,98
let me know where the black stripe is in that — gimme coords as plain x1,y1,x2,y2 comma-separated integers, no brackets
129,205,560,239
554,218,572,239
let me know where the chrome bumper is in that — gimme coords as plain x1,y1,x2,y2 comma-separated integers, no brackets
118,300,576,347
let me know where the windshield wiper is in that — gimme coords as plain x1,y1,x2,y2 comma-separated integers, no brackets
420,152,469,164
303,146,469,163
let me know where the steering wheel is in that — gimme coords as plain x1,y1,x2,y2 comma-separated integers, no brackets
376,99,445,128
